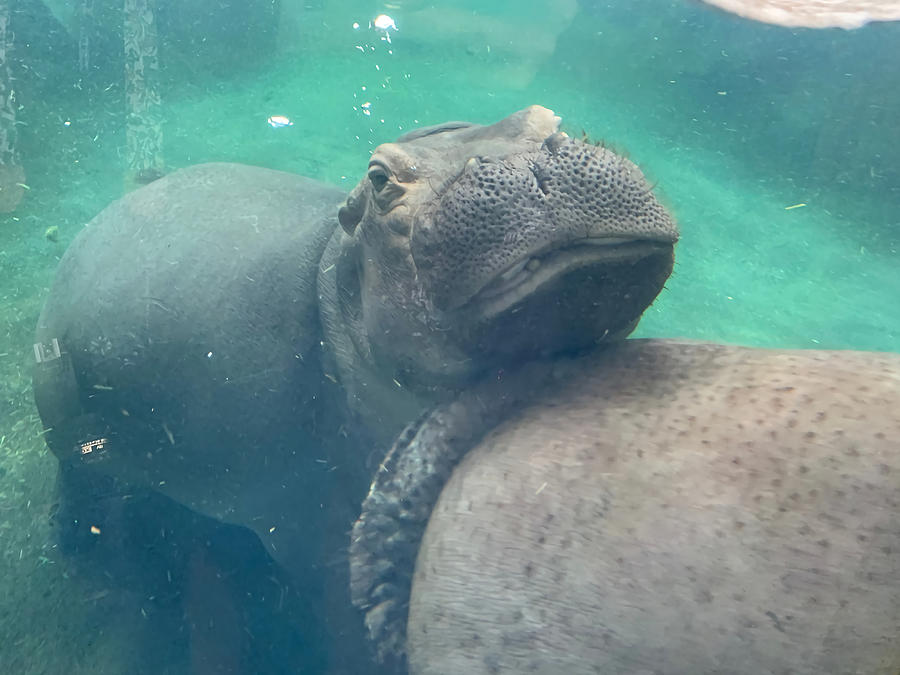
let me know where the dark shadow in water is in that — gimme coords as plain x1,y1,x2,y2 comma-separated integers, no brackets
52,460,327,674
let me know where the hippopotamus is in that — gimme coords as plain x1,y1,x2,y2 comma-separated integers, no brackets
32,105,678,672
351,339,900,674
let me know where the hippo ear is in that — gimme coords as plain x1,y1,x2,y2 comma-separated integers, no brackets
338,181,366,235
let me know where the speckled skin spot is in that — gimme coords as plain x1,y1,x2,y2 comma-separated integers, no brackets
407,340,900,675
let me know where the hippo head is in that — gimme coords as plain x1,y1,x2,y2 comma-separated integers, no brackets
333,105,677,395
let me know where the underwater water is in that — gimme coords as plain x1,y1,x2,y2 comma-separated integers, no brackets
0,0,898,673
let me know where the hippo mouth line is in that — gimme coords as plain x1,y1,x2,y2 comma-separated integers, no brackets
469,238,672,317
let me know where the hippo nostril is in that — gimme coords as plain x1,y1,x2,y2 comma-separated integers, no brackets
466,156,494,169
542,131,569,155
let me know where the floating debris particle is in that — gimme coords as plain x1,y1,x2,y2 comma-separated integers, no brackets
373,14,396,31
267,115,293,128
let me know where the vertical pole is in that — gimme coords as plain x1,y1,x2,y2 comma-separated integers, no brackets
0,0,25,213
78,0,94,73
123,0,164,190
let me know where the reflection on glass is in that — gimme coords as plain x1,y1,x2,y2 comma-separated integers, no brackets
1,1,898,673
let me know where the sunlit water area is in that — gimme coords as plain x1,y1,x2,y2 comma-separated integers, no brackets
0,0,898,673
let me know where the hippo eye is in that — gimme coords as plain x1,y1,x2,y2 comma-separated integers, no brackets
368,167,389,193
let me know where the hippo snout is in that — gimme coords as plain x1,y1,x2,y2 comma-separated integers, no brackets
411,135,677,313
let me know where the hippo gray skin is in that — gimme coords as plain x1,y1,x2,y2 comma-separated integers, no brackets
32,105,677,672
351,339,900,674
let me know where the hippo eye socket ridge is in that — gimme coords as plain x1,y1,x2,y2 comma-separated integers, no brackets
368,168,389,193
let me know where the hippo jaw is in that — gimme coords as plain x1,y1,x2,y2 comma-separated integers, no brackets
461,237,674,319
334,105,678,392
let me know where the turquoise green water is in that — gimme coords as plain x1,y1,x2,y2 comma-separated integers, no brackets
1,0,898,672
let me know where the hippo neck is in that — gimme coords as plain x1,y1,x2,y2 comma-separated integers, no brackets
317,230,440,448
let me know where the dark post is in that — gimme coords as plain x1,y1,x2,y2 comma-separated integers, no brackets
123,0,164,190
0,0,25,212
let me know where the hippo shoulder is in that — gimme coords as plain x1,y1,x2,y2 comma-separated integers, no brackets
34,162,347,497
401,341,900,674
43,162,343,328
39,161,344,357
351,339,900,673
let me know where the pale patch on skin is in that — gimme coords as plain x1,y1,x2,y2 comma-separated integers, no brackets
701,0,900,28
